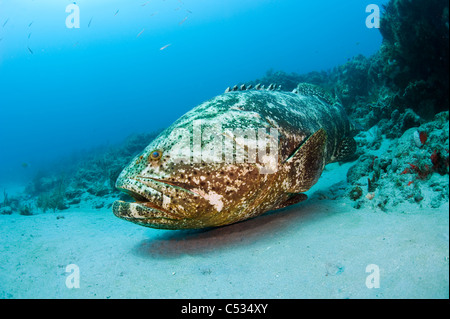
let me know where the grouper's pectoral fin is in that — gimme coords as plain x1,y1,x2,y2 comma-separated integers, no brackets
272,193,308,210
284,128,328,193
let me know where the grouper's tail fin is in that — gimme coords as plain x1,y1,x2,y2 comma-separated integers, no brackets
294,82,359,163
330,136,357,163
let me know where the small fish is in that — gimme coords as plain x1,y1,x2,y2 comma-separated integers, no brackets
28,33,31,39
159,43,171,51
3,18,9,28
141,2,149,6
186,9,193,14
88,17,93,28
179,16,188,25
150,12,159,17
114,9,119,16
137,28,145,38
28,21,33,27
27,46,33,54
21,163,29,168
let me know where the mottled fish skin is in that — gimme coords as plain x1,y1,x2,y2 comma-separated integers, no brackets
113,85,356,229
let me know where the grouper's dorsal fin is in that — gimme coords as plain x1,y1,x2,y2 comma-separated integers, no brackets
294,83,334,105
284,128,328,193
225,83,282,93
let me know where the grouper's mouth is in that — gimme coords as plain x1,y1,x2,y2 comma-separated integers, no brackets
112,177,199,228
113,178,177,220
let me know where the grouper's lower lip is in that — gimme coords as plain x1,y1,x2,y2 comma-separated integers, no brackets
112,200,181,221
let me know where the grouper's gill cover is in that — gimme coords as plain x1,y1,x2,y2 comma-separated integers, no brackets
113,83,357,229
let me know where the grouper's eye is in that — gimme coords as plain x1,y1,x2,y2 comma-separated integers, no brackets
149,150,163,161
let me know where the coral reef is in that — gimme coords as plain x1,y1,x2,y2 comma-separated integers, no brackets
332,54,373,109
379,0,449,116
36,190,67,212
18,204,33,216
347,112,449,211
1,189,35,216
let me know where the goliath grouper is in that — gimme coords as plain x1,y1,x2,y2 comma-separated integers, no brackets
113,83,357,229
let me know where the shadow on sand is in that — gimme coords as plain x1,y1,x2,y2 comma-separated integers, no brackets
132,198,334,259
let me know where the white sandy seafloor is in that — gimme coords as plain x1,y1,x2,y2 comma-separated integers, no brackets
0,147,448,299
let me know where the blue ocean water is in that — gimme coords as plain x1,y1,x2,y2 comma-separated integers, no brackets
0,0,386,185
